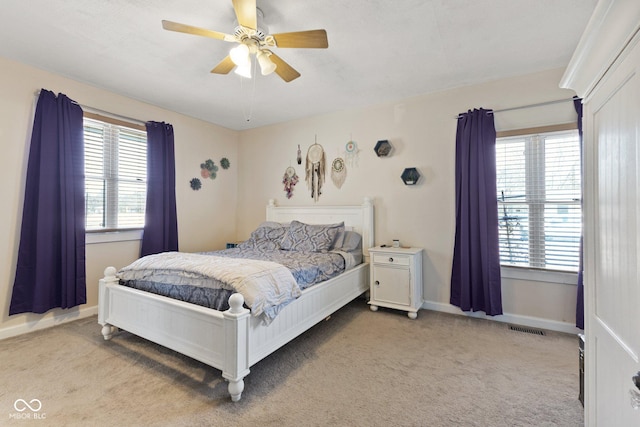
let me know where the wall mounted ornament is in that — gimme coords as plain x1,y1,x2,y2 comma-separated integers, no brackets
282,166,299,199
344,140,359,167
374,140,393,157
331,157,347,189
200,159,219,180
306,143,326,202
401,167,421,185
220,157,231,169
297,145,302,165
190,178,202,190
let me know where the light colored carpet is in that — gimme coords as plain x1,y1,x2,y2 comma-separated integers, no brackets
1,300,583,426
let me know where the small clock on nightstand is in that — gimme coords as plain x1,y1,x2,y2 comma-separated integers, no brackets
368,246,423,319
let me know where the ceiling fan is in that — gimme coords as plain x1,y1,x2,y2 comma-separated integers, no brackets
161,0,328,82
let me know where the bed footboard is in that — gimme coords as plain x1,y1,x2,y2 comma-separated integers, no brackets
98,267,251,401
97,263,368,402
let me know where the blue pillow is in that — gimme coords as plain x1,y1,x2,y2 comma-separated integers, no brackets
280,220,344,252
333,230,362,252
238,224,288,250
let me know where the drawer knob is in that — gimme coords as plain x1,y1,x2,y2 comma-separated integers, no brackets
389,257,394,262
375,280,380,286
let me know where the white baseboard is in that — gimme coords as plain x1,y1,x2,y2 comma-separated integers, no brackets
0,305,98,341
421,301,582,335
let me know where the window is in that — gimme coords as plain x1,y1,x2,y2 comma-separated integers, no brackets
496,128,581,272
84,115,147,231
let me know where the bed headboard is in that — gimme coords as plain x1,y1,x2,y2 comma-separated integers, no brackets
266,197,375,261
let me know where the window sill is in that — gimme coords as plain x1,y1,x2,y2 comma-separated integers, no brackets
500,266,578,285
86,229,143,244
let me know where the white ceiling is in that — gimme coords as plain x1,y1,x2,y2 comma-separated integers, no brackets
0,0,597,131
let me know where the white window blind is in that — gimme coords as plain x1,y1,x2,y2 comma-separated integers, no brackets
84,117,147,230
496,129,581,271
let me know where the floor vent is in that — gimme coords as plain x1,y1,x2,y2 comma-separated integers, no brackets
508,325,546,336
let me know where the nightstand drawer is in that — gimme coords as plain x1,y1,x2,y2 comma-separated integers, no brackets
372,253,410,266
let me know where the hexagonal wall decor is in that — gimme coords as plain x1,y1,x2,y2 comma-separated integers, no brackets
401,167,421,185
374,140,392,157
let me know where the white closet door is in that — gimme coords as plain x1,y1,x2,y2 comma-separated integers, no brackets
584,29,640,426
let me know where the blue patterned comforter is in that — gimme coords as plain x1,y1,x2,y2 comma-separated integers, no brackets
120,248,347,313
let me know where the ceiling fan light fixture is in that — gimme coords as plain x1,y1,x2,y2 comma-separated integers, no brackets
257,50,277,75
234,62,252,79
229,43,250,66
161,0,328,83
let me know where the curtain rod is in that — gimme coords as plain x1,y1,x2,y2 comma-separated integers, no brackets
455,98,574,119
80,105,147,127
34,89,147,126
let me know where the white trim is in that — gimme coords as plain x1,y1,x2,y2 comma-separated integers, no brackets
0,305,98,341
500,266,578,285
560,0,640,98
421,300,581,335
86,229,143,244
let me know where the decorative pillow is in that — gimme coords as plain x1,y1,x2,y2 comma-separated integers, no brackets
280,220,344,252
238,224,288,250
333,230,362,252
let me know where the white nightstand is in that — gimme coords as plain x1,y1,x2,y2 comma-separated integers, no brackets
368,246,423,319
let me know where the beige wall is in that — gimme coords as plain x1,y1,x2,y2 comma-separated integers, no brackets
0,57,581,338
0,56,238,338
236,67,581,332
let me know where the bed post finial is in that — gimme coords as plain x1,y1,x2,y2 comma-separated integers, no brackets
228,293,246,314
104,266,117,278
268,199,276,207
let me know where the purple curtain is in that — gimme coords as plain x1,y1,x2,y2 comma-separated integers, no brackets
10,90,86,315
140,121,178,256
450,108,503,315
574,96,584,329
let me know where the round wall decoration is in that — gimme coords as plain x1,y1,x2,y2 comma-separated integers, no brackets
344,140,359,167
200,159,219,180
190,178,202,190
331,157,347,189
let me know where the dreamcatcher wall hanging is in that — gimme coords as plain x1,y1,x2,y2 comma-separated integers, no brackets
344,139,360,167
282,166,299,199
305,142,326,202
331,157,346,189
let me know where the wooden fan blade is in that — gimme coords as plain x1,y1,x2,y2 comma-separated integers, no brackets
232,0,257,30
162,20,235,41
272,30,328,48
211,56,235,74
268,52,301,82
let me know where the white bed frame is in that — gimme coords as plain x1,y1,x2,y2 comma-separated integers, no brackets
98,198,374,401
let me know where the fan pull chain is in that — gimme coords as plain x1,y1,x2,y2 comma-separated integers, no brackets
240,59,258,122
